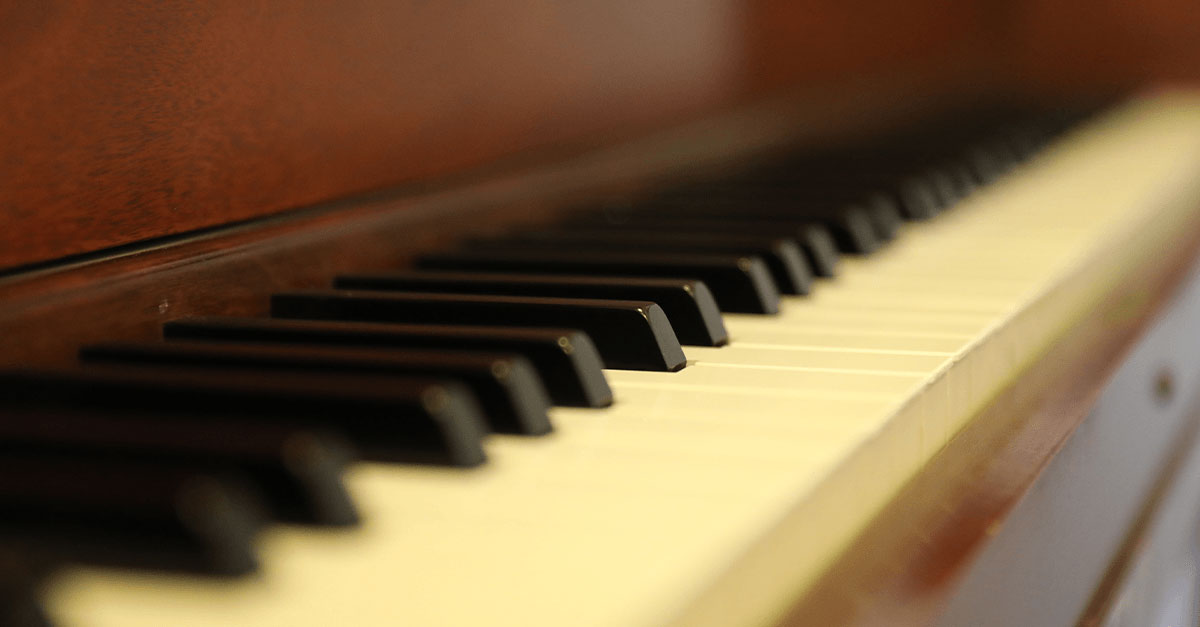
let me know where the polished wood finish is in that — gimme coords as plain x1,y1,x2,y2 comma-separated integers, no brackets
0,0,1001,272
5,2,1199,273
1007,1,1200,95
0,1,724,269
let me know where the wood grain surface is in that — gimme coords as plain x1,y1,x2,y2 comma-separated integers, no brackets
0,0,995,272
4,2,1199,272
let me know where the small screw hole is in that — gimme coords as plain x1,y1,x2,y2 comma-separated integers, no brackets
1154,369,1175,405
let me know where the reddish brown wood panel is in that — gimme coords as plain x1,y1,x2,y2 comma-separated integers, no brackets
0,1,740,270
741,1,1002,91
1005,0,1200,97
8,1,1194,274
0,1,1000,272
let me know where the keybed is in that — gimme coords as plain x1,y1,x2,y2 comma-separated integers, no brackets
14,96,1200,625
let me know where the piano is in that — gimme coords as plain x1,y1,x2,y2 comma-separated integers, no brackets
4,3,1200,626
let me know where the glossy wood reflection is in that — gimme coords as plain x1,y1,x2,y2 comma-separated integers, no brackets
0,0,1001,272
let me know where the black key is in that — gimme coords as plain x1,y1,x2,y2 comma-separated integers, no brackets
335,271,728,346
1001,123,1049,161
965,143,1012,184
81,341,553,437
943,162,978,199
858,192,904,239
785,206,880,253
163,317,612,408
764,190,907,235
793,222,841,276
0,550,50,627
793,184,939,221
910,167,960,209
272,291,686,372
575,207,879,255
660,176,938,221
632,188,898,243
464,231,814,296
550,220,840,278
892,176,944,219
803,172,951,216
0,457,263,574
417,250,780,314
0,368,487,467
0,409,357,526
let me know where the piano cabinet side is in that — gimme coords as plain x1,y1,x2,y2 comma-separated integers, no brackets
778,166,1200,624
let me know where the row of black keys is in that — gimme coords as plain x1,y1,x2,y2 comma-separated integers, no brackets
0,111,1079,625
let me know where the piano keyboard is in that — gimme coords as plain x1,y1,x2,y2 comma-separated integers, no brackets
23,93,1200,626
